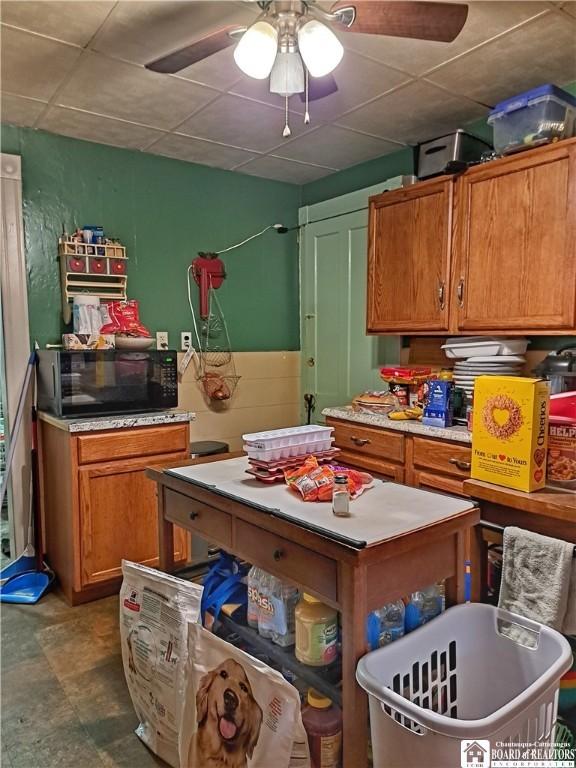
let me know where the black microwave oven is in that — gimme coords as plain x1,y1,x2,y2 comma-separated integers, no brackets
37,349,178,418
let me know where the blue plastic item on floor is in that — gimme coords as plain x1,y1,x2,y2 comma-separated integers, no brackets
0,546,37,585
0,569,53,604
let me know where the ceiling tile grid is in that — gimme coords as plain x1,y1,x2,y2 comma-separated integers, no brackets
1,1,575,183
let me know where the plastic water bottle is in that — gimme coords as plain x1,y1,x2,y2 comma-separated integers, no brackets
258,571,276,639
405,583,445,632
366,599,405,651
247,566,262,629
270,581,299,647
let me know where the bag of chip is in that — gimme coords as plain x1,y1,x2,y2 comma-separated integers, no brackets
100,299,151,337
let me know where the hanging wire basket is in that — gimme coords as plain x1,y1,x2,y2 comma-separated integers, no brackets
200,372,240,402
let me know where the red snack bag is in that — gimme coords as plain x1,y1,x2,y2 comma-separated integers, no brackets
101,300,151,337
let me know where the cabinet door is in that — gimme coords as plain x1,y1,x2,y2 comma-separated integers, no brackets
453,140,576,332
409,469,469,498
367,178,453,333
79,452,188,586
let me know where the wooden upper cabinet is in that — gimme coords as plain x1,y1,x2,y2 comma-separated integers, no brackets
453,140,576,333
367,177,453,333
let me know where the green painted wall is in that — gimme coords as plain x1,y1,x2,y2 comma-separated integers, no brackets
0,125,301,351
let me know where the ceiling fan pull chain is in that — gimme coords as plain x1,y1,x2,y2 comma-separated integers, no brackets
304,68,310,125
283,95,291,137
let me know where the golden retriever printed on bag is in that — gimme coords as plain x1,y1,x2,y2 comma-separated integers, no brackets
189,659,263,768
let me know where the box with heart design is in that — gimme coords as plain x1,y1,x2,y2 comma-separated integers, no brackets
471,376,550,492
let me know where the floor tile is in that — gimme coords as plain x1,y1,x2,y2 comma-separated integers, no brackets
97,732,168,768
35,617,119,680
6,722,105,768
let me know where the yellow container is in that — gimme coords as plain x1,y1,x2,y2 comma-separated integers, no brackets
295,594,339,667
471,376,549,492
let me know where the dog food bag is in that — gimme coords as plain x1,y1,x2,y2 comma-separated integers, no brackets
120,560,203,768
471,376,550,492
180,623,311,768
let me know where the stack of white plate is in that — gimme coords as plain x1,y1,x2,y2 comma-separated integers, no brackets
453,355,526,398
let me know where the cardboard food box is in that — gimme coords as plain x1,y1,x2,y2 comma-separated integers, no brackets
547,418,576,489
471,376,549,492
422,379,453,427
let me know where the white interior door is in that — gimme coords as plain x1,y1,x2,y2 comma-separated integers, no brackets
300,209,399,422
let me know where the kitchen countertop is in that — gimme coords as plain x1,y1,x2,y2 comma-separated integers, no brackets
38,409,195,433
322,406,472,444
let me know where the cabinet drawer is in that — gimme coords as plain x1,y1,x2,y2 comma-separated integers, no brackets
412,437,471,478
164,489,232,547
235,520,337,603
78,424,189,464
328,419,404,464
337,450,404,482
412,470,469,498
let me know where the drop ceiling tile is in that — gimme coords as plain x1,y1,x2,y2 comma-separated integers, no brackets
0,25,81,101
341,2,551,77
177,94,314,152
0,2,114,47
1,93,47,127
91,1,256,89
275,125,404,169
338,81,487,144
37,106,165,150
427,12,576,105
57,52,218,129
148,133,256,170
559,2,576,17
235,155,335,184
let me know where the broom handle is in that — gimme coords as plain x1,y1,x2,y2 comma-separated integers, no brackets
0,352,36,511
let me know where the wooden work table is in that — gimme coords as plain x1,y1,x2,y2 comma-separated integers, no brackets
149,454,479,768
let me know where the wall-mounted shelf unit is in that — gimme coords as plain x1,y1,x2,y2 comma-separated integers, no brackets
59,239,128,324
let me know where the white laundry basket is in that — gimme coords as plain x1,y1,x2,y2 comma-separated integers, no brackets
356,603,572,768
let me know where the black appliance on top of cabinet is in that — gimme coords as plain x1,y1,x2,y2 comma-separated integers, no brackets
37,349,178,418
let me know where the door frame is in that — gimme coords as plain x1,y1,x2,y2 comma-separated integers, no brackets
1,153,31,558
299,175,409,422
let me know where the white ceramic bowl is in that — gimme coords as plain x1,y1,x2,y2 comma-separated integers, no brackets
114,336,155,350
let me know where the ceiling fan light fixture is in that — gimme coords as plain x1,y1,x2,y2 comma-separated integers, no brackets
234,20,278,79
297,19,343,78
270,50,305,96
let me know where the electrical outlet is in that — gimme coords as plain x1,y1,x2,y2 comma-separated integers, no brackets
156,331,169,350
181,331,193,352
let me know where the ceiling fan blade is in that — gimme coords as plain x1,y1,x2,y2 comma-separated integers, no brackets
298,73,339,102
146,26,246,74
330,1,468,42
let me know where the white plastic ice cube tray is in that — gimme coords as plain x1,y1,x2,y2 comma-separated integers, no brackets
243,438,334,462
242,425,333,450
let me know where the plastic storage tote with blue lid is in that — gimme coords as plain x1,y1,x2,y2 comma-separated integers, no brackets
487,83,576,155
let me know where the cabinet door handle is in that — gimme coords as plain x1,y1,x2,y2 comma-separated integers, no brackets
190,511,199,520
438,280,445,310
273,548,284,562
449,457,471,471
457,278,465,307
351,436,370,446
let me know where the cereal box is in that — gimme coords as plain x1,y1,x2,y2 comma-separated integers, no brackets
471,376,549,492
547,417,576,489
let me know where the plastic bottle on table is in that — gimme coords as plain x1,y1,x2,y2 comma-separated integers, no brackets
366,599,405,651
258,571,276,639
247,565,262,629
405,583,445,632
270,580,299,647
302,689,342,768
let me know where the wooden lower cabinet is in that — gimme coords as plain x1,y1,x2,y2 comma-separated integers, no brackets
327,417,470,496
40,419,190,604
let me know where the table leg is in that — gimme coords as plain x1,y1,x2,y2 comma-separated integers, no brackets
339,562,368,768
158,487,175,573
445,529,467,605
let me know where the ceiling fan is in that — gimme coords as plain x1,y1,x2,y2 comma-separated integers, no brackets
146,1,468,136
